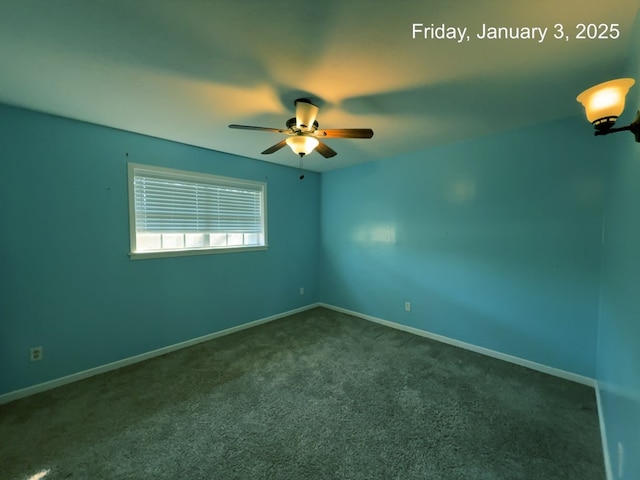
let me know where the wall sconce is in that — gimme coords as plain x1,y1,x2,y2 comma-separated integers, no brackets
577,78,640,141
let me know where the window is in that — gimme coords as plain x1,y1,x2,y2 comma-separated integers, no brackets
128,163,267,258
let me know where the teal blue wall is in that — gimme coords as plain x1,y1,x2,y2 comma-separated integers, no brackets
320,118,608,378
597,17,640,477
599,129,640,480
0,104,320,395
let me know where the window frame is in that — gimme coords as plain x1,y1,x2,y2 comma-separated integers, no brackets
127,163,268,260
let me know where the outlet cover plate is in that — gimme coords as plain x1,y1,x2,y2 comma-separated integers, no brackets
30,346,43,362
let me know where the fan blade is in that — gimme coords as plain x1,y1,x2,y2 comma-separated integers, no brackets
229,124,288,134
315,128,374,139
295,99,319,131
315,141,337,158
261,139,288,155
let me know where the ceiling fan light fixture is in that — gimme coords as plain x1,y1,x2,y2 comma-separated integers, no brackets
286,135,319,157
577,78,635,131
229,97,374,158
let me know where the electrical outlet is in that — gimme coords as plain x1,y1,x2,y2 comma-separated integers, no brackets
30,346,43,362
300,287,305,295
618,441,624,478
405,302,411,312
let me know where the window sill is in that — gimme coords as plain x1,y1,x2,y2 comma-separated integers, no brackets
129,245,268,260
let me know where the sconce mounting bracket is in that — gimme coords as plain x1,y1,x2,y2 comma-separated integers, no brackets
594,110,640,142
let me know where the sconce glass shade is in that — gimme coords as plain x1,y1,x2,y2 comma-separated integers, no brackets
286,135,319,156
577,78,635,126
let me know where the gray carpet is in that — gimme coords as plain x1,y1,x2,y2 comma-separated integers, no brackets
1,307,604,479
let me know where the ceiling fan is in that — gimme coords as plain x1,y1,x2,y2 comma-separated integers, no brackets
229,98,374,158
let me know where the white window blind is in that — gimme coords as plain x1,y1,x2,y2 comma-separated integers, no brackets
128,163,267,258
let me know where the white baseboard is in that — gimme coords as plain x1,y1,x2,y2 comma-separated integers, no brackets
319,303,597,388
596,385,614,480
0,303,321,405
0,301,596,398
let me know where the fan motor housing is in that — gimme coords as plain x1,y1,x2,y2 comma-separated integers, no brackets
287,117,319,131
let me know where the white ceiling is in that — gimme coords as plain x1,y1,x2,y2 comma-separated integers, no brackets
0,0,638,172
